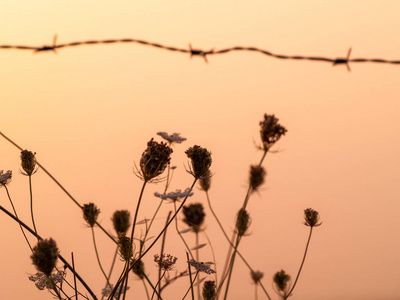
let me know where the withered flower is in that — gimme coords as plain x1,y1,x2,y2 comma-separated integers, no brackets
303,208,322,227
235,208,251,237
112,210,131,235
82,203,100,227
182,203,205,233
259,114,287,151
185,145,212,179
199,169,212,192
251,270,264,284
202,280,217,300
118,233,133,261
154,253,178,271
273,270,291,298
249,165,266,192
31,238,59,276
21,150,37,176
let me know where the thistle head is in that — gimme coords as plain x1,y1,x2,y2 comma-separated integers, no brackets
20,150,37,176
82,203,100,227
259,114,287,151
182,203,205,233
31,238,59,276
0,170,12,187
273,270,291,298
249,165,266,192
303,208,322,227
202,280,216,300
131,258,145,279
138,138,173,182
112,210,131,235
185,145,212,179
235,208,251,237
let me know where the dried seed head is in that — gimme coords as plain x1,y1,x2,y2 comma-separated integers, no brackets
249,165,266,192
82,203,100,227
139,138,173,182
303,208,322,227
131,258,145,279
185,145,212,179
31,238,59,276
182,203,205,233
251,270,264,284
154,253,178,271
273,270,291,297
112,210,131,235
259,114,287,151
199,169,212,192
118,233,133,261
202,280,217,300
0,170,12,187
20,150,37,176
235,208,251,237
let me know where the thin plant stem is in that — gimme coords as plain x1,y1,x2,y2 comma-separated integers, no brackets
0,204,98,300
143,272,163,300
4,185,33,251
201,230,218,288
158,211,172,299
182,271,199,300
142,277,150,300
72,252,79,300
28,175,38,240
174,201,194,260
151,271,166,300
91,227,110,286
195,231,200,300
185,252,195,300
254,283,258,300
284,227,314,300
50,277,63,300
101,245,119,300
223,237,241,300
0,131,117,245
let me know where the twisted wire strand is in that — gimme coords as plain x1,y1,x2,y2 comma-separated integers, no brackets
1,36,400,69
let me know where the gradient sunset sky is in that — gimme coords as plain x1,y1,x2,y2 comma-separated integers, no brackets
1,1,400,299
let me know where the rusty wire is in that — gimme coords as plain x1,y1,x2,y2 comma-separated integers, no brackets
1,35,400,70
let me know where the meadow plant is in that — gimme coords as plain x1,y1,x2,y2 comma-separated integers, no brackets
0,113,321,300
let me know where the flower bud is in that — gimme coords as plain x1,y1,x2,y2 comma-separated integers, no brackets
249,165,266,192
182,203,205,233
118,234,133,261
303,208,322,227
31,238,59,276
235,208,251,237
202,280,216,300
199,169,212,192
21,150,37,176
185,145,212,179
112,210,131,235
82,203,100,227
273,270,291,297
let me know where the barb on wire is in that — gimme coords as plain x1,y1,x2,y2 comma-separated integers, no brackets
2,35,400,70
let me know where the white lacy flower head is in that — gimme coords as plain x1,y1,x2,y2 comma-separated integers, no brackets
28,270,66,291
102,284,130,299
154,188,193,202
157,132,187,144
187,259,216,275
0,170,12,187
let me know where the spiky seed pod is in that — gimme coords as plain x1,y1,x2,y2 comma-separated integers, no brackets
82,203,100,227
139,138,173,182
20,150,37,176
235,208,251,237
259,114,287,151
112,210,131,235
249,165,266,192
31,238,59,276
185,145,212,179
273,270,291,296
303,208,322,227
131,258,145,279
199,169,212,192
118,234,133,261
251,270,264,284
182,203,205,233
202,280,217,300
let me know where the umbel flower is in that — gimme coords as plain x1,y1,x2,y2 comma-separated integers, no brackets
303,208,322,227
185,145,212,179
28,270,66,291
154,253,178,271
157,132,187,144
154,188,193,202
187,259,216,274
235,208,251,237
0,170,12,187
273,270,291,298
249,165,266,192
182,203,205,233
138,138,173,182
259,114,287,151
20,150,37,176
31,238,59,276
82,203,100,227
112,210,131,235
202,280,217,300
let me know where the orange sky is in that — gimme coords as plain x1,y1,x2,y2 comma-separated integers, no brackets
1,1,400,299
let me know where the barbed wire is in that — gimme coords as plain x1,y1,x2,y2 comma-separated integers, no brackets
1,35,400,70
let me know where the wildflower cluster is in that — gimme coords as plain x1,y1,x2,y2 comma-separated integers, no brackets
28,270,66,291
154,253,178,271
185,145,212,179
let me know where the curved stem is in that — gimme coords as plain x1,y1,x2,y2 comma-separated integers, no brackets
195,232,200,300
158,211,172,299
202,229,218,288
174,201,194,260
28,175,38,240
223,237,240,300
91,227,110,286
284,227,314,299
